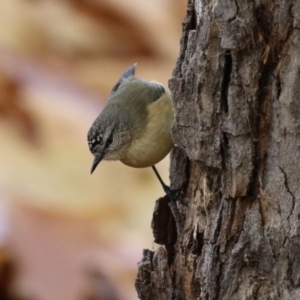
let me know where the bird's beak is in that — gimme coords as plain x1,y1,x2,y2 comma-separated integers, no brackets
90,152,105,174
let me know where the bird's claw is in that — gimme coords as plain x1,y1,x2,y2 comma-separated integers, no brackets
163,186,184,204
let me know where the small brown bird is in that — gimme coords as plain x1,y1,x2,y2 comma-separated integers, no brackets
87,63,176,199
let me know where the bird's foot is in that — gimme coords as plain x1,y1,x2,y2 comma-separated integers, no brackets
163,185,184,204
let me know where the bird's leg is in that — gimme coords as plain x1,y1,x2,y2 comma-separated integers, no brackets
151,165,184,235
151,165,182,202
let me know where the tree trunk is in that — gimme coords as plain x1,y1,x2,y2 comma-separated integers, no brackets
135,0,300,299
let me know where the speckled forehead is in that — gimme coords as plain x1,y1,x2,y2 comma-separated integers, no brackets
88,128,103,152
88,126,102,139
88,139,96,151
88,126,96,139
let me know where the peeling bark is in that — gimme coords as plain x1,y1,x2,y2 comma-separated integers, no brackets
136,0,300,299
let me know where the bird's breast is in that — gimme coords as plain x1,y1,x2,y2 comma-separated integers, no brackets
120,92,174,168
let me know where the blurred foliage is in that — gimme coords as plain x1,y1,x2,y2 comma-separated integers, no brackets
0,0,185,299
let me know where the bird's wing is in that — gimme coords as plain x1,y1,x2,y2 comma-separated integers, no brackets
146,81,166,103
110,63,137,96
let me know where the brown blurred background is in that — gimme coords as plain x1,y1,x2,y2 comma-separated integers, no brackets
0,0,186,299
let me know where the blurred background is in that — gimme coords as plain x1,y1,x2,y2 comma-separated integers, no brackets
0,0,186,299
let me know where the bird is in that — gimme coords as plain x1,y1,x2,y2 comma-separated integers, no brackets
87,63,177,200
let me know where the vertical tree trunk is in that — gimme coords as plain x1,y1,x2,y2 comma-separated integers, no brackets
136,0,300,299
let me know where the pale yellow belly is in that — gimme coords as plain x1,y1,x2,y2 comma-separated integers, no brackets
120,93,174,168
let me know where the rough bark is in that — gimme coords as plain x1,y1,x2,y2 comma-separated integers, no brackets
136,0,300,299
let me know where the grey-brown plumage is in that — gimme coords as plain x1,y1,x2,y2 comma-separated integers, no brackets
87,63,174,175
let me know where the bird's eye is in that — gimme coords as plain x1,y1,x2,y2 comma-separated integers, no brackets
106,136,113,145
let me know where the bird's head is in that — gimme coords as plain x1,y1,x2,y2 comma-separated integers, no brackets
87,63,138,173
87,117,131,174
